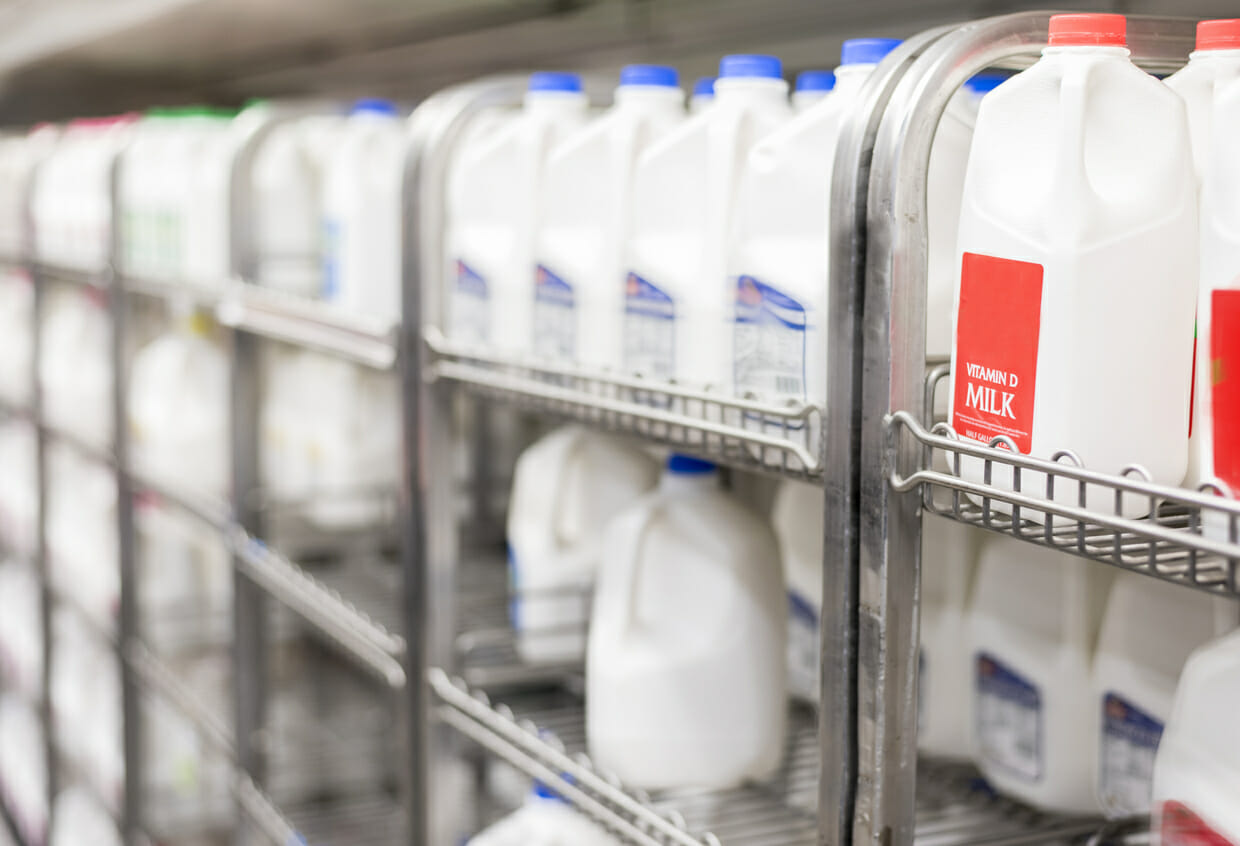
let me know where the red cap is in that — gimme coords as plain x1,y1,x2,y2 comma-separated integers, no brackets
1197,19,1240,51
1048,13,1127,47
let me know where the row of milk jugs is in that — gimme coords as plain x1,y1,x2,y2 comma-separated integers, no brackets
443,41,1001,404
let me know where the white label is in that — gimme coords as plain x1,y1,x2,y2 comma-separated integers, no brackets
624,272,674,379
787,590,819,701
734,275,808,398
976,652,1042,782
533,264,575,359
451,259,490,344
1099,692,1163,815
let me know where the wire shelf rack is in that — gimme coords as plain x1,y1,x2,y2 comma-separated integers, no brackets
425,329,825,481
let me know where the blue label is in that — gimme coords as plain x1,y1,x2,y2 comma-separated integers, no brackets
1103,692,1163,750
1099,692,1164,815
507,545,521,630
733,275,809,400
625,272,674,319
788,590,819,626
624,271,675,380
976,652,1042,782
321,219,341,300
456,260,488,299
535,264,574,307
735,275,808,330
533,264,575,358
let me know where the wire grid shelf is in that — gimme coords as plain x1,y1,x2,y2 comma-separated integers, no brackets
425,329,825,481
885,366,1240,596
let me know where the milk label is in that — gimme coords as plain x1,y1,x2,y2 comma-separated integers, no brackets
976,652,1042,781
321,218,341,300
452,259,490,345
533,264,575,359
624,272,675,379
952,253,1043,452
787,589,818,701
734,275,808,398
1212,290,1240,490
1099,692,1162,815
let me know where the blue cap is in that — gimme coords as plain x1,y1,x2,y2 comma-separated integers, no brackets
620,64,679,88
667,454,715,474
965,71,1008,94
796,70,836,92
532,781,565,801
718,54,783,80
692,76,716,98
840,38,902,66
528,71,584,93
351,98,398,117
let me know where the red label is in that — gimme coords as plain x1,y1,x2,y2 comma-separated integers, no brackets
1161,801,1236,846
1212,290,1240,489
951,252,1044,453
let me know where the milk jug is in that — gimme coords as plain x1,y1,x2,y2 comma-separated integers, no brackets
50,789,121,846
918,514,983,759
1165,20,1240,490
39,287,112,448
0,270,32,406
322,99,406,320
468,784,621,846
181,107,238,283
729,40,896,407
792,70,835,110
587,455,785,789
0,561,42,701
772,479,823,703
0,695,47,844
535,65,684,370
625,55,790,389
969,533,1112,812
690,77,715,113
948,13,1197,519
1092,573,1234,817
507,426,658,663
446,73,589,351
1152,628,1240,845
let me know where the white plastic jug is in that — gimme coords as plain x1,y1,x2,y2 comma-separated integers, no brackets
0,560,42,701
182,108,238,283
0,269,33,406
918,514,983,760
1165,21,1240,489
0,126,57,259
1152,627,1240,845
771,479,823,703
507,426,658,663
39,286,112,448
968,532,1112,813
690,77,715,113
587,454,785,789
535,65,684,370
0,695,47,844
948,13,1197,519
626,55,791,389
1092,573,1235,817
792,69,835,111
446,73,589,351
50,788,121,846
322,99,406,320
468,785,621,846
729,41,896,406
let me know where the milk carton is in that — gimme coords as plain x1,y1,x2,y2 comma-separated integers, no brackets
968,532,1112,813
729,40,897,407
1165,21,1240,490
949,13,1197,519
690,77,715,113
1092,574,1234,817
792,70,835,110
535,65,684,369
772,479,823,703
625,55,791,389
507,426,658,663
446,73,589,351
587,455,785,789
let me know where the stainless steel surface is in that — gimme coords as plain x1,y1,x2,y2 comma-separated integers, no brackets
861,12,1197,846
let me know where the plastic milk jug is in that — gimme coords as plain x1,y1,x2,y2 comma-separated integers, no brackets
1152,627,1240,845
39,287,112,448
690,77,715,113
535,65,684,369
587,455,785,789
948,14,1197,519
50,788,121,846
968,532,1113,813
792,70,835,111
446,73,589,351
253,116,330,298
181,108,238,283
1165,21,1240,489
729,40,897,407
506,426,658,663
625,55,791,389
1092,573,1235,817
467,784,621,846
322,99,406,320
772,479,823,703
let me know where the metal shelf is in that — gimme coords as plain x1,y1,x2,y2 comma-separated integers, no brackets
282,794,404,846
32,262,106,290
425,329,825,481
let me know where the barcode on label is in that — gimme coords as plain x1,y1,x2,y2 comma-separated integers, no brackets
776,375,802,394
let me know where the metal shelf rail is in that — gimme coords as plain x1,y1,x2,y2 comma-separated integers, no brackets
855,11,1218,846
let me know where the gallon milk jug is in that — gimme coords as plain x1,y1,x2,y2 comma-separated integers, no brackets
587,455,785,789
39,287,112,448
182,107,238,284
625,55,791,389
772,479,823,704
0,270,33,406
949,13,1197,519
1165,20,1240,489
968,532,1113,813
535,65,684,369
1152,627,1240,845
50,788,121,846
446,73,589,352
322,99,406,320
507,426,659,663
1092,573,1234,818
729,40,897,408
468,783,621,846
0,561,42,701
792,70,835,111
918,514,983,760
0,695,47,844
690,77,715,113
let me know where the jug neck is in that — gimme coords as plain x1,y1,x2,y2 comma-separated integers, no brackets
524,91,590,116
1186,47,1240,66
659,466,719,495
614,85,685,113
832,62,878,96
1041,44,1131,61
714,76,789,105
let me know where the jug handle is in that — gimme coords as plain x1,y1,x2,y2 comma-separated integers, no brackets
615,503,664,637
550,430,591,549
1050,59,1093,241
